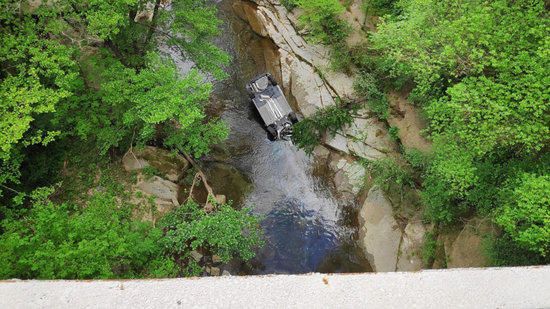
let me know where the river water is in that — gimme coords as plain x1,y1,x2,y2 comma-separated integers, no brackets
168,0,371,274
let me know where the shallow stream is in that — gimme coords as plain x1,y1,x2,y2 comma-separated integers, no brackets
168,0,371,274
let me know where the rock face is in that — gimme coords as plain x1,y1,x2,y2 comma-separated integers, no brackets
233,0,357,117
396,219,426,271
326,110,397,160
123,146,189,182
387,91,431,152
136,175,180,207
330,157,365,197
447,220,491,268
358,186,403,272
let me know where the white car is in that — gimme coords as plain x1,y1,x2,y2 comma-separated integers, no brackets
246,73,298,141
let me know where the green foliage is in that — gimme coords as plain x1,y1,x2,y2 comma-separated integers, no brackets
293,105,354,154
495,174,550,257
422,231,438,267
0,0,230,196
0,189,167,279
281,0,299,11
363,0,400,16
404,148,430,174
0,0,246,280
353,72,389,119
365,0,549,262
158,200,263,274
0,183,263,279
388,126,399,142
294,0,349,44
486,233,550,267
168,0,231,79
363,158,414,193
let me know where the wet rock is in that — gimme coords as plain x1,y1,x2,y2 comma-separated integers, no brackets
136,175,179,206
358,186,402,272
396,219,426,271
123,146,189,182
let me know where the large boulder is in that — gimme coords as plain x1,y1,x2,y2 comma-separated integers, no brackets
136,175,180,207
122,146,189,182
447,219,491,268
325,114,397,160
330,157,365,196
396,219,426,271
358,186,402,272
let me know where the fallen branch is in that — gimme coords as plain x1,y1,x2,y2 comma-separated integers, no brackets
181,153,215,210
184,172,200,204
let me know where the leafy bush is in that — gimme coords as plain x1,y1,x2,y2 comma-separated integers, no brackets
363,158,414,193
422,231,438,267
363,0,400,16
404,148,430,174
281,0,299,11
495,174,550,257
158,200,263,275
0,189,168,279
293,105,354,153
486,233,549,267
295,0,349,44
0,187,263,279
353,72,389,119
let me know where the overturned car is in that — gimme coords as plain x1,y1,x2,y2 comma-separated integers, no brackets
246,73,298,141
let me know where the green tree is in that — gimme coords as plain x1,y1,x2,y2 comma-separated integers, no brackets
0,188,168,279
496,174,550,257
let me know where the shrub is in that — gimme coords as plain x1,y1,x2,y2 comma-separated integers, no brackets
363,158,414,193
295,0,349,44
293,105,354,154
353,72,389,119
486,233,549,267
158,200,264,275
422,231,438,267
495,174,550,257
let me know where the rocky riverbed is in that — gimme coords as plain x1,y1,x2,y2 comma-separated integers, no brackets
231,0,489,271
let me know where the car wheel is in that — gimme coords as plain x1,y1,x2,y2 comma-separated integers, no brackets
289,112,299,124
267,125,277,141
267,75,278,86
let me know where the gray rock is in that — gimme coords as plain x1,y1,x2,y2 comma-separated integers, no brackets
190,251,203,262
209,267,221,276
396,219,426,271
331,158,365,195
325,133,349,154
222,270,231,276
136,176,179,206
358,186,402,272
123,146,189,182
447,219,491,268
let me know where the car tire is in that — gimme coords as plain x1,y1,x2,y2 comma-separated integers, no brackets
267,75,278,86
267,125,277,141
289,112,299,124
